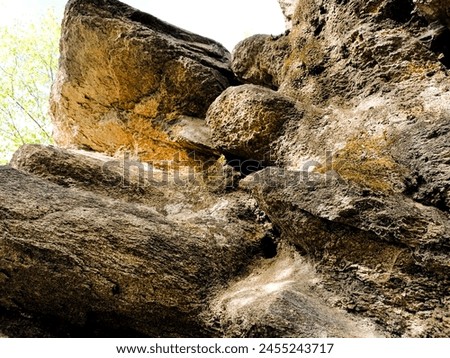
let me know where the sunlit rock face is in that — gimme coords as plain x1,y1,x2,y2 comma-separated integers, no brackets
50,0,234,165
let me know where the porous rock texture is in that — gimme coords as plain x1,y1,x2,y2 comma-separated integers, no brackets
50,0,233,164
224,0,450,337
228,0,450,211
206,84,302,163
1,0,450,338
230,34,290,90
241,169,450,337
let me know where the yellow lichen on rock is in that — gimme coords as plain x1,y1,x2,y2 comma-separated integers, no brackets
317,134,404,192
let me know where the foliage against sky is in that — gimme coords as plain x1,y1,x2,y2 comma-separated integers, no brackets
0,10,60,163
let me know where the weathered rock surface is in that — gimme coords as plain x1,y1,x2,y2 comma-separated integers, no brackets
50,0,233,164
2,0,450,339
415,0,450,27
1,145,270,337
230,0,450,212
209,247,383,337
224,2,450,336
231,35,290,89
242,168,450,337
206,84,301,163
0,145,384,338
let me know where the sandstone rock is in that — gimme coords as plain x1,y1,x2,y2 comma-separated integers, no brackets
227,0,450,213
1,145,389,338
1,145,271,337
224,0,450,337
414,0,450,27
3,0,450,339
231,34,290,89
50,0,234,164
242,168,450,337
210,248,383,337
206,84,301,163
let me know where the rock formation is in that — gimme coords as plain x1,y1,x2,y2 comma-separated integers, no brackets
414,0,450,27
0,145,378,337
2,144,270,337
1,0,449,337
206,84,302,163
241,169,450,337
50,0,234,164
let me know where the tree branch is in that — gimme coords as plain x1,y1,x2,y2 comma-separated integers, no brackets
7,94,52,140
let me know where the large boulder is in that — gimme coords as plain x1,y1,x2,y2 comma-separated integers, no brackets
206,84,301,163
242,168,450,337
0,145,270,337
0,145,388,338
50,0,234,164
231,34,290,90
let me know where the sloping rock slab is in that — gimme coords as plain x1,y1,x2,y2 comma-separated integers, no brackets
0,145,269,337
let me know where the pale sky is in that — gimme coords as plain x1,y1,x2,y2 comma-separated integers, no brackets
0,0,285,50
